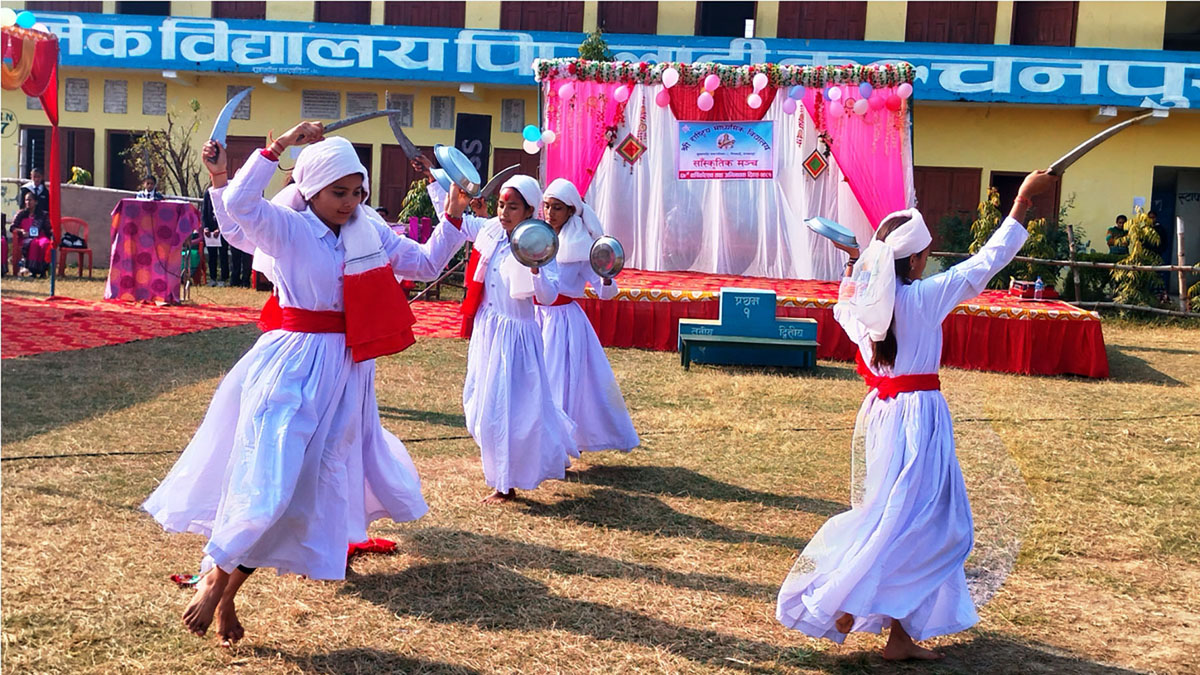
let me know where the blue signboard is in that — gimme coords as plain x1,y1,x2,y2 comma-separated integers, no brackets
36,11,1200,110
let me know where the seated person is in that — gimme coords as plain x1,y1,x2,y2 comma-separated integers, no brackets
11,193,52,277
136,175,166,201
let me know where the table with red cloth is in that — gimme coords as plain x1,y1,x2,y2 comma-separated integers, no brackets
575,269,1109,379
105,199,202,304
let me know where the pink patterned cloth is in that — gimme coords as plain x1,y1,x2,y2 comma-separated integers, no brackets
105,199,202,304
542,78,625,196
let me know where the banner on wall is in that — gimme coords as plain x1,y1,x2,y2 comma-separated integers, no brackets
677,121,774,180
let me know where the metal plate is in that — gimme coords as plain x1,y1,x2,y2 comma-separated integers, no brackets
805,216,858,248
434,144,483,197
590,235,625,279
510,219,559,268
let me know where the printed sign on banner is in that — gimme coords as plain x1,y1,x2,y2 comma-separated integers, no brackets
677,121,774,180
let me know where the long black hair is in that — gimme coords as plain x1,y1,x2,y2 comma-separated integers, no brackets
870,214,918,370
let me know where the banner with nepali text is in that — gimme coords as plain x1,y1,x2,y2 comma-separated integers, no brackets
677,121,774,180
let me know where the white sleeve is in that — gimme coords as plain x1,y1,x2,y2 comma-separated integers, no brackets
221,150,307,257
832,277,869,344
209,186,255,254
916,217,1029,323
426,181,448,220
376,218,466,282
530,260,562,305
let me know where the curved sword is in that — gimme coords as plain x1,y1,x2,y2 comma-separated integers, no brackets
1048,111,1154,176
210,87,254,145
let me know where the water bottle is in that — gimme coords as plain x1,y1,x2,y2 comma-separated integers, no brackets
1034,276,1045,301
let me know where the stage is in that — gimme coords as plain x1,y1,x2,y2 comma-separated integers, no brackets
572,269,1110,379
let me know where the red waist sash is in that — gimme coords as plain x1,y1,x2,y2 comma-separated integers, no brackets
258,296,346,333
535,295,575,307
855,352,940,400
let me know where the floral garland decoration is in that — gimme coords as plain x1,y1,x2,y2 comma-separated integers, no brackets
533,58,916,89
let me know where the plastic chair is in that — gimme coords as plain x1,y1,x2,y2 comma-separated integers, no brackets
57,216,94,278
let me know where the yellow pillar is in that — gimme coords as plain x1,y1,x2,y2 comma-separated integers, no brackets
658,1,696,37
466,1,502,30
267,1,311,21
171,1,211,18
371,0,385,25
755,1,780,39
864,1,907,42
994,1,1014,44
583,0,598,33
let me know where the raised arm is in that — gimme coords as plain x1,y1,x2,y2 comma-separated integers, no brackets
375,217,466,281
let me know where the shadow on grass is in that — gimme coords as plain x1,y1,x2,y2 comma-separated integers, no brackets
1,325,258,444
1105,346,1187,386
568,464,845,516
521,488,810,550
343,561,788,669
398,528,777,600
252,647,482,674
377,405,466,429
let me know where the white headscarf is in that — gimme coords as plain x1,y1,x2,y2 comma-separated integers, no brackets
470,175,543,284
841,208,932,342
543,178,604,263
499,175,542,215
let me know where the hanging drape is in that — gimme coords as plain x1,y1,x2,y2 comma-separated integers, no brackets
3,26,61,246
541,78,626,196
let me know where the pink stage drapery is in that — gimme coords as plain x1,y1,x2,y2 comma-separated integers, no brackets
542,78,625,195
801,88,910,229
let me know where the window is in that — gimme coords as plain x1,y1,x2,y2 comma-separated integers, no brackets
103,80,128,114
384,1,466,28
346,92,379,116
19,126,95,182
430,96,456,130
1011,1,1076,47
695,1,756,38
991,170,1060,225
598,1,658,35
913,166,981,250
24,1,102,12
1164,2,1200,51
315,1,371,24
65,78,89,113
500,1,585,32
142,81,167,116
212,1,267,20
301,90,341,119
106,130,144,190
777,1,866,40
500,99,526,133
387,93,414,127
115,1,170,16
905,1,997,44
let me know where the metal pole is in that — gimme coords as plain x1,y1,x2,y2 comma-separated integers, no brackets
1177,216,1188,313
49,248,57,297
1066,223,1082,304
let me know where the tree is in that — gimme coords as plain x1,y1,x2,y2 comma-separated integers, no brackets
122,98,206,198
1111,209,1163,307
579,29,613,62
398,177,437,223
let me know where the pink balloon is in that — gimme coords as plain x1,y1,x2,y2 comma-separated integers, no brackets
828,86,842,101
829,101,845,118
697,91,714,111
614,85,631,103
559,82,575,100
897,82,913,99
752,72,768,92
782,97,797,115
853,98,869,115
886,94,902,111
655,88,670,108
703,73,721,92
868,94,885,111
662,67,680,88
747,93,762,109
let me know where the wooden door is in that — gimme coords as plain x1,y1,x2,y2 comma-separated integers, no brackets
991,170,1060,225
905,1,997,44
384,1,466,27
212,1,267,20
493,148,540,182
777,1,866,40
224,135,261,180
315,1,371,24
1011,1,1077,47
500,1,584,31
598,1,658,34
379,145,436,221
914,166,981,249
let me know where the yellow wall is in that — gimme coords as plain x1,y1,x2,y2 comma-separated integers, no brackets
863,1,907,42
3,70,539,201
658,1,697,37
755,1,780,38
465,1,502,30
994,1,1014,45
913,104,1200,246
1075,1,1166,50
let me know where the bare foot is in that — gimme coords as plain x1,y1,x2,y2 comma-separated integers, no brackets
215,596,244,646
835,612,855,633
482,489,516,504
182,570,228,636
882,620,942,661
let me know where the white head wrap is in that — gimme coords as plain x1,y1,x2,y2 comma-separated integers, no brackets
543,178,604,263
499,175,542,217
841,208,932,342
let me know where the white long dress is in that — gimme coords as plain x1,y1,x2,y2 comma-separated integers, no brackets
535,261,639,452
143,151,466,580
462,221,579,492
776,217,1029,642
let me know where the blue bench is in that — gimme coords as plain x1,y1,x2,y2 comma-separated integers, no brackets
678,288,819,370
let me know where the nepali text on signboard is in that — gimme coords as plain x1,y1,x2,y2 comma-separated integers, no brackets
678,121,774,180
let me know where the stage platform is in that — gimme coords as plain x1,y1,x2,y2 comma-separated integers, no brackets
574,269,1109,378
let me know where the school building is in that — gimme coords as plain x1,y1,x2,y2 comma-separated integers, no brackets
3,1,1199,267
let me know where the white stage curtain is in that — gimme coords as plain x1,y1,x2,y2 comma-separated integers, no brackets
587,87,862,280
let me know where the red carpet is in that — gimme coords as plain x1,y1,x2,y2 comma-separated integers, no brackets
1,298,464,359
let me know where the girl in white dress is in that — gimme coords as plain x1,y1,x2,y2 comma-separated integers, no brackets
776,170,1056,660
143,122,470,644
460,176,579,503
538,179,639,453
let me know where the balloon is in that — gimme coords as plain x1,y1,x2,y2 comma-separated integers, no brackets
15,10,35,28
614,85,630,103
853,98,869,115
829,101,845,118
32,22,47,32
886,94,902,111
823,86,833,100
655,88,670,108
522,125,541,143
789,85,804,100
747,93,762,109
662,67,680,88
540,129,557,145
869,93,885,111
1,8,17,27
752,72,768,92
897,82,913,99
558,81,576,100
859,82,874,99
697,91,714,111
782,98,797,115
703,73,720,92
523,139,540,154
828,86,842,101
536,139,544,148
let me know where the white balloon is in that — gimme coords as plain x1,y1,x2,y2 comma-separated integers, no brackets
540,129,557,144
523,139,541,154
